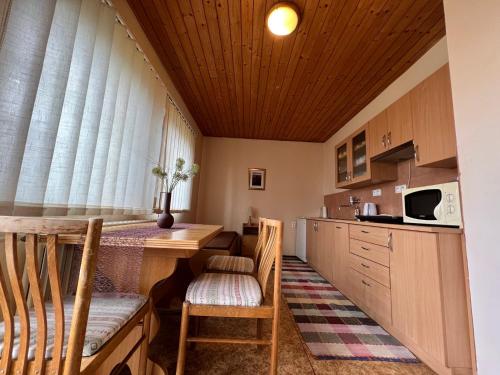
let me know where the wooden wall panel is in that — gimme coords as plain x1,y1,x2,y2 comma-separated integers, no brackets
126,0,446,142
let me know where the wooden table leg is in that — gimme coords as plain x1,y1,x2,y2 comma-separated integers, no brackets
140,255,178,375
139,252,198,375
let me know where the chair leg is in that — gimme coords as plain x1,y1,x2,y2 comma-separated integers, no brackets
138,300,153,375
189,316,201,349
176,302,190,375
256,318,263,339
269,309,280,375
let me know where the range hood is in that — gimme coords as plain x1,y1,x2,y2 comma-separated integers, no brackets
371,141,415,162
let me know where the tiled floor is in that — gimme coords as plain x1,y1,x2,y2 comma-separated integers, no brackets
150,277,436,375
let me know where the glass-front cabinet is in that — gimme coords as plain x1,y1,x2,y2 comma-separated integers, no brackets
336,142,349,186
351,129,368,180
335,126,371,188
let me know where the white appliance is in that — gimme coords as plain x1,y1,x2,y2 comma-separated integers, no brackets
295,218,307,262
402,181,462,227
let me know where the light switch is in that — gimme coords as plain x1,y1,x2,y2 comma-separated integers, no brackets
372,189,382,197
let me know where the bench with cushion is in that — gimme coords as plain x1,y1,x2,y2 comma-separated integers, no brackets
204,218,265,275
0,217,151,375
2,293,147,360
189,231,241,275
203,231,240,255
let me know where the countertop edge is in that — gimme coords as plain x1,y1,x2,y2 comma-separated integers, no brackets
306,217,463,234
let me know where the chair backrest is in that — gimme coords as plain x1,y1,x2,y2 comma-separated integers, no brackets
256,219,283,306
252,218,267,266
0,216,103,375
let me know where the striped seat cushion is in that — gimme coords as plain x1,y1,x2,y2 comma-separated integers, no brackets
0,293,147,360
186,273,262,307
206,255,254,273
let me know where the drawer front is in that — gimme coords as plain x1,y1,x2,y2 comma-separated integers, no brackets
350,253,390,288
350,225,389,247
350,269,392,326
350,238,390,267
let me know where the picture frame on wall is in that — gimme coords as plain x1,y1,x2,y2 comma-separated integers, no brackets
248,168,266,190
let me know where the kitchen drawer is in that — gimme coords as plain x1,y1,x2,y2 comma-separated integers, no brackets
350,238,390,267
350,268,392,326
350,253,390,288
350,224,389,247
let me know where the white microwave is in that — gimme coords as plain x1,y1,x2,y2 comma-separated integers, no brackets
402,181,462,228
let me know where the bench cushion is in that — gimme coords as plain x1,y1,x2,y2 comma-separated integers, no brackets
0,293,147,360
186,273,262,307
203,231,238,250
206,255,254,273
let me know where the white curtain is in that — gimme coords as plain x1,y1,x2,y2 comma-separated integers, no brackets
159,101,197,211
0,0,168,215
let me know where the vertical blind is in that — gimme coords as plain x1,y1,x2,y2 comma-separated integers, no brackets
156,101,197,211
0,0,196,215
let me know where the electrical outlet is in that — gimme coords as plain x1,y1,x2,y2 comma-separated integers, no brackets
395,184,407,193
291,221,296,229
372,189,382,197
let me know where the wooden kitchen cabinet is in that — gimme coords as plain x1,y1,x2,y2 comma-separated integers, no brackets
336,126,369,188
306,220,318,270
386,93,413,149
306,220,341,285
317,221,334,281
306,219,333,280
331,223,349,292
410,64,457,168
390,229,472,374
368,111,389,157
335,125,397,189
369,94,413,159
307,220,473,374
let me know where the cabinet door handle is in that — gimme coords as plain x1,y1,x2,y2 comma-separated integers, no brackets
361,246,370,251
382,134,387,148
361,230,369,234
362,280,371,287
336,226,342,229
361,263,370,269
415,144,420,162
387,131,391,146
388,232,393,251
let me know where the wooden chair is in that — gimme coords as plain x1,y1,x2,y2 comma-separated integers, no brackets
204,218,266,274
0,216,151,375
176,218,283,375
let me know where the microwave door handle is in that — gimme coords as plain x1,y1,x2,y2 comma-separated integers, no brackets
434,201,443,221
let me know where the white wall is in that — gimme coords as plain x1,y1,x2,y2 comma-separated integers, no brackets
196,137,324,254
443,2,500,374
323,37,449,195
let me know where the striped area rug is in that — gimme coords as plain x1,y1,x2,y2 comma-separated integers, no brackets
281,256,419,363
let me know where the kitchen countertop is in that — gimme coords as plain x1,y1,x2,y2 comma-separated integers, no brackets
306,217,463,234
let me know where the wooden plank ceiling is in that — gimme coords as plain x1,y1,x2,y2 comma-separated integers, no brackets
127,0,445,142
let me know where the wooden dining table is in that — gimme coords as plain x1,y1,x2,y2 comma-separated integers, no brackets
59,221,223,375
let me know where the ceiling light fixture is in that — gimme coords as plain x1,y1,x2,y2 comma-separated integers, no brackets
266,2,300,36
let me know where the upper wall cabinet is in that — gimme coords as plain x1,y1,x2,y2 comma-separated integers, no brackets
369,94,414,159
336,125,397,189
410,64,457,168
368,111,389,157
386,93,414,150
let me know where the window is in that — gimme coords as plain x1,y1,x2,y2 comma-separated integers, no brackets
155,101,197,211
0,0,196,216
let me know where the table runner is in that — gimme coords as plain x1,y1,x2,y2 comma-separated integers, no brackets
69,223,191,294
